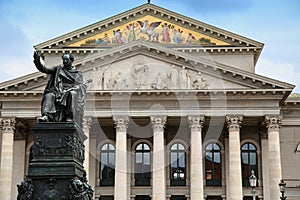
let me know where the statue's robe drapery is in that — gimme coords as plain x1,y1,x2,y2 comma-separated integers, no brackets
41,65,86,126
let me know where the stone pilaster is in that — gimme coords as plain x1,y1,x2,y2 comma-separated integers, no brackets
82,117,92,182
226,115,243,200
151,116,166,200
0,118,15,200
265,115,282,200
188,115,205,200
113,116,129,200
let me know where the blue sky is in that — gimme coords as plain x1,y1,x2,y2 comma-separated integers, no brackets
1,0,300,92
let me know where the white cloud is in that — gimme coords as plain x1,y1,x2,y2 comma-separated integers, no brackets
256,58,299,93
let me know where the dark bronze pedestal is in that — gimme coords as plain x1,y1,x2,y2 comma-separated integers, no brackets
17,122,93,200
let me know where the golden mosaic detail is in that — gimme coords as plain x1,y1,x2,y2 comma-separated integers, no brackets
69,15,231,46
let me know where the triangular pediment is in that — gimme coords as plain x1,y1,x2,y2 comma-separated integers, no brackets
68,14,230,47
34,4,263,51
5,40,292,95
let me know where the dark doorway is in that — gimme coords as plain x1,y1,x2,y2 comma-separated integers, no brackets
135,195,151,200
170,195,187,200
100,196,114,200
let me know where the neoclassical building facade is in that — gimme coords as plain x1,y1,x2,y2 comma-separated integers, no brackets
0,3,300,200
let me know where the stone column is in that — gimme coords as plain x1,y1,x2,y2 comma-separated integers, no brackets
12,129,27,199
260,130,270,200
188,115,204,200
0,118,15,200
265,115,282,200
226,115,243,200
151,116,166,200
83,117,92,180
224,134,230,199
113,116,129,200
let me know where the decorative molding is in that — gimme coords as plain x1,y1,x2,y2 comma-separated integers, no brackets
150,116,166,132
265,115,282,132
226,115,243,132
0,118,16,132
188,115,205,132
113,116,129,132
0,40,293,92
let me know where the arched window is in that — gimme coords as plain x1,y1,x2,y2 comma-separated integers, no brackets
100,143,115,186
135,143,151,186
241,142,258,186
205,143,222,186
170,143,186,186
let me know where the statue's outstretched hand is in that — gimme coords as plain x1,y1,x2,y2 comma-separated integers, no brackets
33,51,40,62
33,51,46,72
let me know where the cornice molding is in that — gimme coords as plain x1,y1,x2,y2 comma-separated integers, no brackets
2,41,293,93
0,88,293,98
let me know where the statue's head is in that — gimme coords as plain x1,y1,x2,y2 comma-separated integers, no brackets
62,54,74,69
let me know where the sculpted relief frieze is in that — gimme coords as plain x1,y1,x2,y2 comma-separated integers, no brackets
88,57,208,91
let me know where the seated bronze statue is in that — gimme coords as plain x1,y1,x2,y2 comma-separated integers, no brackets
33,51,87,127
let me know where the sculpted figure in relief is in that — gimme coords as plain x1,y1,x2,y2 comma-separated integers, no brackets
103,68,112,90
168,65,179,89
179,66,189,89
152,72,167,89
132,61,148,88
114,71,129,90
192,72,208,89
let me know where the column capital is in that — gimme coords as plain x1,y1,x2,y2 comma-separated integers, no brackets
0,118,16,132
188,115,205,132
113,116,129,132
150,116,166,132
226,115,243,132
265,115,282,132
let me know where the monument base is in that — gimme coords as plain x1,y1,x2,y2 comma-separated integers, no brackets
17,122,93,200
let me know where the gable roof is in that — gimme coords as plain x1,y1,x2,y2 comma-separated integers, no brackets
33,3,264,63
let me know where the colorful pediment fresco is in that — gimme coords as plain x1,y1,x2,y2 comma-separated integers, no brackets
69,15,231,47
